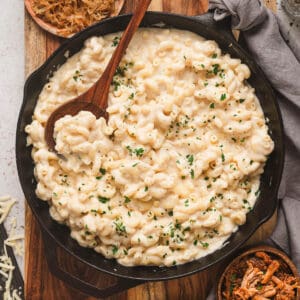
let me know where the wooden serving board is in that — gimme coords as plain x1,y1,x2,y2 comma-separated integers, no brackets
25,1,277,299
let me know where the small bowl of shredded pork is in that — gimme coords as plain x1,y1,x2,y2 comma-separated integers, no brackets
25,0,125,37
217,245,300,300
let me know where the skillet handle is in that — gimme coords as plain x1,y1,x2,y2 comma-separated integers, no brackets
191,11,235,42
41,229,142,298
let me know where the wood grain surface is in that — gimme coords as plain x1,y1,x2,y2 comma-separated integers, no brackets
25,1,277,299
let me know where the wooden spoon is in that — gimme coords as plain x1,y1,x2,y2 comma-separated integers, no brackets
45,0,152,151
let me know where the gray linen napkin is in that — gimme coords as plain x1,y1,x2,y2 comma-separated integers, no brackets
206,0,300,298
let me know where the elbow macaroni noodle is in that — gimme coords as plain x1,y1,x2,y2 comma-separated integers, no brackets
25,28,274,266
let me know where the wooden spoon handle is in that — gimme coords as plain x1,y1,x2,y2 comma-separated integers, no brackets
90,0,152,108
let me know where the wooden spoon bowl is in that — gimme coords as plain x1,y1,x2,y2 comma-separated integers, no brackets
45,101,107,151
25,0,125,38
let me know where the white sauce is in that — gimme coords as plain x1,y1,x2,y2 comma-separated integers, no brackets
25,28,274,266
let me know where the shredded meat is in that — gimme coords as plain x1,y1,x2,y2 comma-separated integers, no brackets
234,287,258,299
274,274,300,300
255,251,272,265
259,285,277,298
248,257,268,271
222,251,300,300
261,260,280,284
252,296,269,300
32,0,115,37
241,262,263,289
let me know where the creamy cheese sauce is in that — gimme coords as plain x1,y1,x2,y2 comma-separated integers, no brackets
25,28,274,266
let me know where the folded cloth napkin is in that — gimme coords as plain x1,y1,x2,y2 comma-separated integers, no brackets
206,0,300,298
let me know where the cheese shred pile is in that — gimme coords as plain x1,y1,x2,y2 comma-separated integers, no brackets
32,0,115,37
0,196,23,300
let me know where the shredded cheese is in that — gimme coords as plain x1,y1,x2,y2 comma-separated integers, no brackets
32,0,116,37
0,244,22,300
0,195,23,299
0,196,16,225
4,236,24,258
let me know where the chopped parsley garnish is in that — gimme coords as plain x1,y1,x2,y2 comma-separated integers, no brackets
209,103,215,109
220,93,227,101
111,78,121,91
144,186,148,192
186,154,194,165
126,145,144,157
168,210,173,217
221,153,225,162
114,61,134,77
112,245,118,255
112,36,120,47
114,220,127,236
73,70,82,82
99,168,106,175
134,148,144,157
190,169,195,179
212,64,220,75
200,241,209,248
124,196,131,203
239,98,246,103
115,65,127,77
98,196,109,203
212,53,218,58
175,221,181,230
126,145,133,154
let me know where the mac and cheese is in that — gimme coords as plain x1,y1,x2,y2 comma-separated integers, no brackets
25,28,274,266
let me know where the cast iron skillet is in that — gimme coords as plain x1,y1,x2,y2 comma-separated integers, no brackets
16,12,284,297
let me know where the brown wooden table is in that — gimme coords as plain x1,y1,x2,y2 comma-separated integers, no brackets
25,1,277,299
